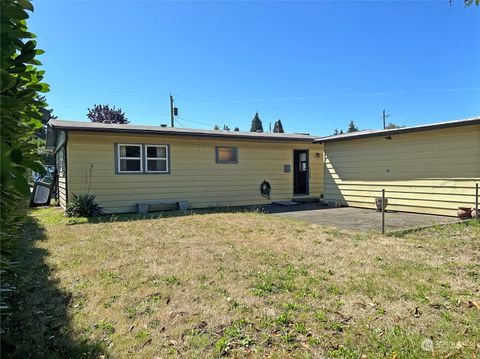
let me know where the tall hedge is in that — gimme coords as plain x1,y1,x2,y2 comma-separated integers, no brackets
1,0,49,268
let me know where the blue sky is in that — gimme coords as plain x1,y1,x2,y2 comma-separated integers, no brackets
30,1,479,135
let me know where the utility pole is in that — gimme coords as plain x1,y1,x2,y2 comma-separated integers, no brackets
382,110,390,130
170,94,174,127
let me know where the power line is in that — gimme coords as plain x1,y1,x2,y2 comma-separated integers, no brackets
177,116,215,128
174,86,480,106
174,118,185,128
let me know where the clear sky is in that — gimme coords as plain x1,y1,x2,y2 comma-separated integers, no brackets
29,1,479,135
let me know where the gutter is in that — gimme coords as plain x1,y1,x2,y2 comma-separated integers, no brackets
314,117,480,144
48,125,317,143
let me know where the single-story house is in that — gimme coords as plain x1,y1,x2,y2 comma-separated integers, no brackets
46,119,324,213
316,117,479,216
47,116,479,216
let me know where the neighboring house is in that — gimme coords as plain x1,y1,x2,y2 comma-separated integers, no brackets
46,120,324,213
47,116,479,216
315,117,480,216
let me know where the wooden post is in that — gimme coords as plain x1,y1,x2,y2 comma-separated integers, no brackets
381,189,385,234
476,183,479,221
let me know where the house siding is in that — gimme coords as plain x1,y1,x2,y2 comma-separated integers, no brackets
67,131,324,213
324,124,480,216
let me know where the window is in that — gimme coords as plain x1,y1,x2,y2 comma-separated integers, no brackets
118,144,142,173
216,146,238,163
56,146,66,176
146,145,169,173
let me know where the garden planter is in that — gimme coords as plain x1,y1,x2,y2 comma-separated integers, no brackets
457,207,472,220
375,197,388,211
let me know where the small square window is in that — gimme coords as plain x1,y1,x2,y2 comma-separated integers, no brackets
118,144,142,173
145,145,169,173
216,146,238,164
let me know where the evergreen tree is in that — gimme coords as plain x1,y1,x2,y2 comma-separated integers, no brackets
250,112,264,132
385,122,404,129
339,130,344,134
347,120,358,133
213,124,220,130
234,127,240,131
273,119,285,133
223,125,230,131
333,129,339,135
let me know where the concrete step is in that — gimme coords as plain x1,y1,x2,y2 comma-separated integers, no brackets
292,196,320,204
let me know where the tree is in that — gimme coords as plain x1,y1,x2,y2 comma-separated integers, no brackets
213,125,220,130
250,112,264,132
1,0,49,275
333,129,339,135
450,0,479,6
234,127,240,132
223,125,230,131
339,130,344,134
273,119,284,133
31,96,57,165
34,95,56,140
385,122,404,129
347,120,358,133
87,104,129,124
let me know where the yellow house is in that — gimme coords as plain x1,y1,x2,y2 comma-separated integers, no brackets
315,117,480,217
47,117,479,216
47,120,324,213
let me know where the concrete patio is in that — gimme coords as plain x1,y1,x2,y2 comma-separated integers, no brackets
265,203,459,232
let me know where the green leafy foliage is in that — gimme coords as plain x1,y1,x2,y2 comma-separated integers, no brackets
65,194,104,218
1,0,49,269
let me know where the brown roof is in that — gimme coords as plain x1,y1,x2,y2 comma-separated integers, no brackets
48,119,317,142
314,116,480,143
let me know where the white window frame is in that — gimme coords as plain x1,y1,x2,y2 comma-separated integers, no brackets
117,144,143,173
145,145,169,173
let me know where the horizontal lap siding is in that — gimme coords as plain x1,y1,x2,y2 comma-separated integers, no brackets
324,125,480,216
67,132,324,213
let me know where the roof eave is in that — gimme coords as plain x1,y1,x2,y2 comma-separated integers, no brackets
314,117,480,144
48,123,315,142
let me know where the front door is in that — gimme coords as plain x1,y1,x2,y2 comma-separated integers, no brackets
293,150,309,195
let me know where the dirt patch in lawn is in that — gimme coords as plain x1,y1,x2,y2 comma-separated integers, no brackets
2,208,479,358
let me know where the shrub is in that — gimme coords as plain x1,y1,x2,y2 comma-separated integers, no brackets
65,194,104,217
1,0,49,268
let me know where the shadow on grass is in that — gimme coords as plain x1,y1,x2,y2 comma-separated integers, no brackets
387,218,479,237
64,202,328,226
0,216,106,358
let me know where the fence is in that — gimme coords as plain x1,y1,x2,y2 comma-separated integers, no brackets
380,183,479,234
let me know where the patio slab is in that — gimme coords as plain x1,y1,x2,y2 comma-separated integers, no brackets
266,203,459,232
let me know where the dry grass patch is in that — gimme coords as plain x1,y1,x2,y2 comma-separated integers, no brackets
2,208,479,358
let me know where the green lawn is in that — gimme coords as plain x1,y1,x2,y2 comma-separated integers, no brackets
2,208,479,358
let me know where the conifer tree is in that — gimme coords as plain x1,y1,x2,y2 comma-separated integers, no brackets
250,112,264,132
